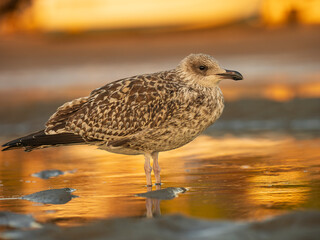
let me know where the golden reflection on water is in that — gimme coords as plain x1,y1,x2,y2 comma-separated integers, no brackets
0,135,319,226
248,171,309,206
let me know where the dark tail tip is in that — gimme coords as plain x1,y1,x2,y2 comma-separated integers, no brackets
1,130,47,152
2,137,24,151
2,146,15,151
2,129,86,152
2,142,11,148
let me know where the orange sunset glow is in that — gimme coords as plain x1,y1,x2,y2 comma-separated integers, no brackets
0,0,319,234
1,0,320,33
4,0,260,32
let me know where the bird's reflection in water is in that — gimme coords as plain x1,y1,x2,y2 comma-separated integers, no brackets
146,186,160,218
136,186,188,218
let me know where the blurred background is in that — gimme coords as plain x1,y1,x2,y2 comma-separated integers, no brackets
0,0,319,137
0,0,320,135
0,0,319,226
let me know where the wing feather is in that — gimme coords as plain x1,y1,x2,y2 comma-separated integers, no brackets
45,96,89,134
44,71,182,142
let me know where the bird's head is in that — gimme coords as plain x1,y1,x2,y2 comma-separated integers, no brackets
177,53,243,87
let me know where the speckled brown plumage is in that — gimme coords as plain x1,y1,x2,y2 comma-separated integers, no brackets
46,70,224,155
2,53,243,186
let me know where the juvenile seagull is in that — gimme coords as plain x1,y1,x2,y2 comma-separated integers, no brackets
2,54,243,186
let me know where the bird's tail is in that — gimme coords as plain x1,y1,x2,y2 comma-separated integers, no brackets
1,130,85,152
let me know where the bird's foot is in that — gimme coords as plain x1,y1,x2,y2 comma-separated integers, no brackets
144,183,162,188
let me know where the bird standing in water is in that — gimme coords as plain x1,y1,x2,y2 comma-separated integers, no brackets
2,54,243,187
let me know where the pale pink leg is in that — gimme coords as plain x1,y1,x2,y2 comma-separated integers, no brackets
152,152,161,185
144,154,152,187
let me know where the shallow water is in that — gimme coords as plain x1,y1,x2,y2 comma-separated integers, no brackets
0,135,319,226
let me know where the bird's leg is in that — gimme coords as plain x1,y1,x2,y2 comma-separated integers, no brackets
144,154,153,187
152,152,161,185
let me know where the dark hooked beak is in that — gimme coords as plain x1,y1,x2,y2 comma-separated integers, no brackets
216,69,243,81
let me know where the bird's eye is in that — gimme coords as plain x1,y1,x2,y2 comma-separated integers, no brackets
199,65,207,71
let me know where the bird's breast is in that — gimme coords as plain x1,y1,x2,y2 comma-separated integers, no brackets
143,86,224,152
183,86,224,133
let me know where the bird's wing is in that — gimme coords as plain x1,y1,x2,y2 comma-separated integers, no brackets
45,71,182,141
45,96,89,134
